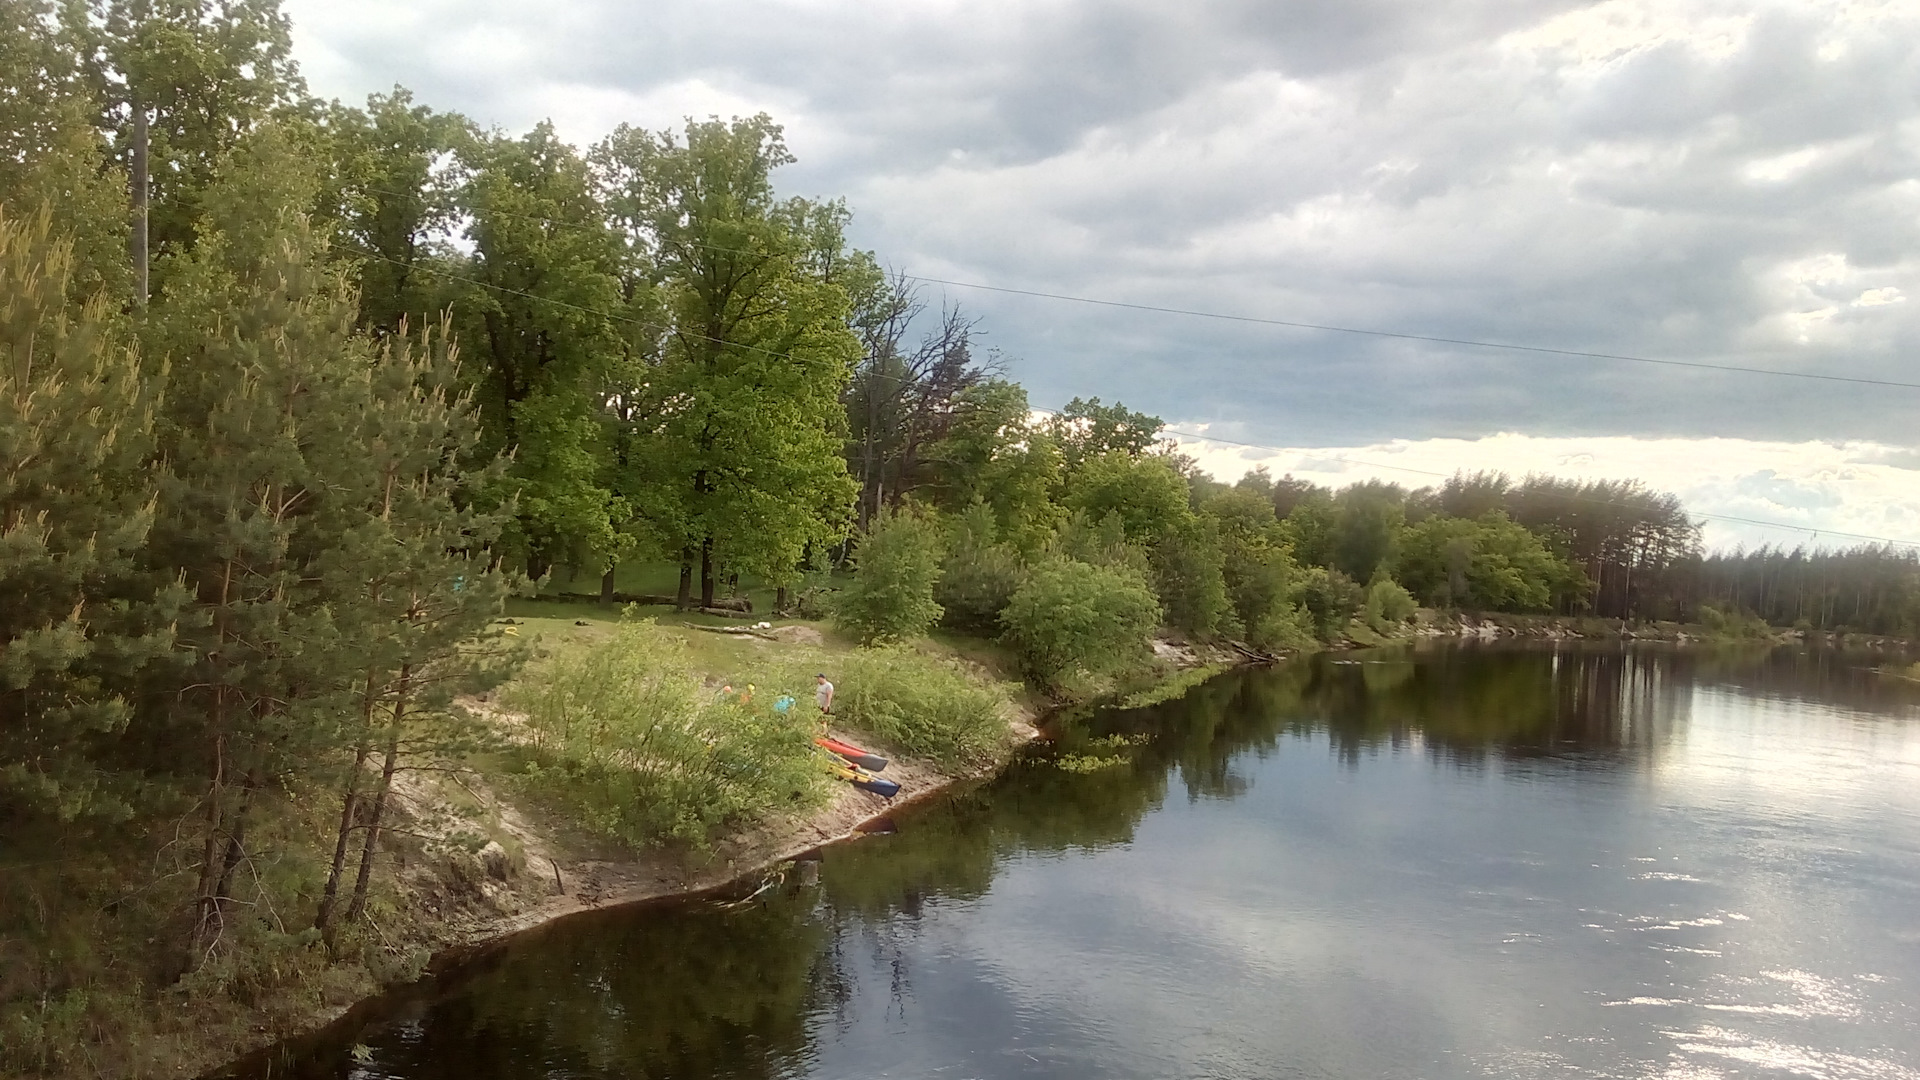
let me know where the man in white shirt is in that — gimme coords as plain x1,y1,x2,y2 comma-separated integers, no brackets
814,673,834,715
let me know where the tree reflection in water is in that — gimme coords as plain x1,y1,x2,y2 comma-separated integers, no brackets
229,640,1920,1080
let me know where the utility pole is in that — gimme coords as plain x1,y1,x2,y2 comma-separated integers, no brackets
131,103,149,305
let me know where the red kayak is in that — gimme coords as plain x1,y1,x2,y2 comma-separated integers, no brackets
816,735,887,772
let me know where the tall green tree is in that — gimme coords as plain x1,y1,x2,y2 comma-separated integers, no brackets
140,125,517,966
455,122,632,579
0,0,128,298
76,0,308,291
1328,480,1406,582
834,506,945,645
320,88,468,335
594,114,859,608
0,208,173,825
1045,395,1164,471
1397,511,1582,612
923,378,1063,553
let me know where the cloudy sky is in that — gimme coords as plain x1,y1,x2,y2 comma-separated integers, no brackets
282,0,1920,549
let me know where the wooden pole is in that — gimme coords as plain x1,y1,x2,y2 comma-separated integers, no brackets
131,104,149,305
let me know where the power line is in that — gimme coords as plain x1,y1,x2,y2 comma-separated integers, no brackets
916,276,1920,390
343,241,1918,549
345,184,1920,391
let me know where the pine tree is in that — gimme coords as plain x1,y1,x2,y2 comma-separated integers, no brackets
310,315,521,945
0,207,172,825
139,124,519,965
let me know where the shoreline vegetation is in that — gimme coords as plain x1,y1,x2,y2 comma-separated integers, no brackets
8,4,1920,1080
201,607,1909,1080
195,604,1236,1080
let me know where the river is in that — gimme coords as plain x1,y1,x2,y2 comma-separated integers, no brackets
236,642,1920,1080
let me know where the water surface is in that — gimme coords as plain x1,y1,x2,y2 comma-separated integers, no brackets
247,643,1920,1080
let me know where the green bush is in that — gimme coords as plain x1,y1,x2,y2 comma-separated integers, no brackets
1250,602,1319,653
1000,558,1161,686
1151,518,1231,638
1697,604,1773,640
502,621,823,849
936,502,1025,634
1297,567,1364,641
1363,574,1418,634
827,648,1013,766
835,507,945,644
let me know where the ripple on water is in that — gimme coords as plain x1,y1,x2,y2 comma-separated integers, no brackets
1662,1025,1920,1080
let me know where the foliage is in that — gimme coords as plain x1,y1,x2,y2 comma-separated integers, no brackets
1397,511,1579,613
594,114,860,605
834,507,946,644
822,647,1013,766
1505,475,1697,619
1044,395,1165,471
452,122,634,577
1151,516,1232,639
1363,574,1418,635
1000,558,1162,687
0,1,127,300
1695,604,1774,641
1062,451,1191,542
923,379,1064,552
1056,752,1129,773
1693,544,1920,636
1328,480,1406,582
0,208,170,822
1114,666,1228,710
504,621,823,848
1296,568,1364,641
935,502,1026,634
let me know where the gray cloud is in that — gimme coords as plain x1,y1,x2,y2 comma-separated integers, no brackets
286,0,1920,448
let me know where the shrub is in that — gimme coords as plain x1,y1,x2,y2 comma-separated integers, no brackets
502,621,823,849
936,502,1025,634
835,507,945,644
1151,518,1231,638
1000,558,1161,686
1249,602,1318,653
1363,574,1418,634
828,648,1013,766
1297,567,1364,641
1696,604,1773,640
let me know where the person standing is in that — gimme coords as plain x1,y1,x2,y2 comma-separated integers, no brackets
814,673,835,715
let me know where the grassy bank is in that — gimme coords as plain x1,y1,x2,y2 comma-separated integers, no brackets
9,599,1167,1080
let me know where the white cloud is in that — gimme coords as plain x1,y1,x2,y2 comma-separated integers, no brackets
280,0,1920,531
1166,429,1920,551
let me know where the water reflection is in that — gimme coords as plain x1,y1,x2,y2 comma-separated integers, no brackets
235,642,1920,1080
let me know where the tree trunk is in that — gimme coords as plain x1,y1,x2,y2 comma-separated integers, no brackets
186,728,226,965
600,566,617,605
346,665,411,924
211,769,261,914
775,585,789,613
676,549,694,610
314,760,364,948
315,680,378,946
699,536,716,609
